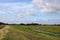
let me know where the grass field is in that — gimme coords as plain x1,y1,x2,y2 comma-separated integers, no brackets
2,25,60,40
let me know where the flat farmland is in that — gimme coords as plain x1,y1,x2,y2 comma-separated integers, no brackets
3,25,60,40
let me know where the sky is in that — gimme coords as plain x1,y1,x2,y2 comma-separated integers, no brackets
0,0,60,24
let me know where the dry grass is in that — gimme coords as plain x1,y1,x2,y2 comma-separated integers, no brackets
28,25,60,33
0,25,9,40
2,25,60,40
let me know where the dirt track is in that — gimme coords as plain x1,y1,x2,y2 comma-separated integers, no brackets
0,25,9,40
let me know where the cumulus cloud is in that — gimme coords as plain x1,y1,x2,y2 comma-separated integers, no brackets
0,2,38,23
32,0,60,14
0,2,60,24
0,3,37,16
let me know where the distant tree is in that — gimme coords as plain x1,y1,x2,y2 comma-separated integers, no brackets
26,23,39,25
56,24,60,26
39,24,41,25
20,23,25,25
0,22,5,25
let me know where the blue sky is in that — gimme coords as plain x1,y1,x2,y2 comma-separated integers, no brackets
0,0,31,3
0,0,60,24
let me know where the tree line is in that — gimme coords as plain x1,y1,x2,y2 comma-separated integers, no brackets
0,22,60,26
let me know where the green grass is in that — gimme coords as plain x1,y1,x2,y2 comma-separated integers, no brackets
3,25,60,40
27,25,60,33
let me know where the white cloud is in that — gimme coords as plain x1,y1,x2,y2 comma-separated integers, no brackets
32,0,60,14
0,2,38,23
0,2,60,24
0,3,37,16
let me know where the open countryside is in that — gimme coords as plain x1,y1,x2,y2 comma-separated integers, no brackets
0,0,60,40
0,23,60,40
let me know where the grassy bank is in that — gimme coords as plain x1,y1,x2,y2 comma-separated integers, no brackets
3,25,60,40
